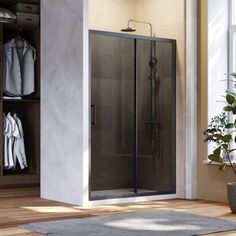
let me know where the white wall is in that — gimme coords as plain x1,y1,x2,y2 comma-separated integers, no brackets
41,0,89,205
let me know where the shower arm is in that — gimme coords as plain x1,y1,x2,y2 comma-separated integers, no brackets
127,19,153,37
127,19,154,59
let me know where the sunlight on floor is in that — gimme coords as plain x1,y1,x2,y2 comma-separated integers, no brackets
22,206,81,213
105,218,202,231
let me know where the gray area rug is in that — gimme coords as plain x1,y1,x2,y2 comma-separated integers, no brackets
22,210,236,236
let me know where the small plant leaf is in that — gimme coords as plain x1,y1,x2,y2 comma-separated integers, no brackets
229,73,236,78
222,144,228,150
226,90,236,97
212,134,223,140
224,105,233,112
226,94,235,105
208,154,222,163
223,134,232,143
213,147,221,155
226,123,236,129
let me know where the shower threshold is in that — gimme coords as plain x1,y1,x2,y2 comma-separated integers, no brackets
90,188,157,200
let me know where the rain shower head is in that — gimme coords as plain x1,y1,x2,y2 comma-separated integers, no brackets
121,27,136,32
121,19,153,36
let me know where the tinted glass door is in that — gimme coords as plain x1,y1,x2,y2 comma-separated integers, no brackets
90,31,176,200
136,39,176,195
90,33,135,199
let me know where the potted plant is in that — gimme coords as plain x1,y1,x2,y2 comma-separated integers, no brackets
204,73,236,213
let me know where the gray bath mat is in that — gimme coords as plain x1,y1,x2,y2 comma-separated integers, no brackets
22,210,236,236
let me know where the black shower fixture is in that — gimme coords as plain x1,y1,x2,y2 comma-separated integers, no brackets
149,57,157,68
121,27,136,32
122,20,158,161
121,19,153,36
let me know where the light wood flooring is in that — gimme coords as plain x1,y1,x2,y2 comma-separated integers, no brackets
0,188,236,235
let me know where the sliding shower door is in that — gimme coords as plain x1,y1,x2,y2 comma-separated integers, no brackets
90,31,176,200
90,33,135,199
136,39,176,195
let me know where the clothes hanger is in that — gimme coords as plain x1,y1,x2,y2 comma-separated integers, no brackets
15,27,22,39
15,27,24,48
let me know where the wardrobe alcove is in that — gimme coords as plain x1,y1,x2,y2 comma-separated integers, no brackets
0,0,40,187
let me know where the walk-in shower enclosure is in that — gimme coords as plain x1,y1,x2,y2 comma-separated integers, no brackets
89,30,176,200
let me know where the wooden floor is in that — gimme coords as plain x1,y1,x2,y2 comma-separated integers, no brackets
0,188,236,235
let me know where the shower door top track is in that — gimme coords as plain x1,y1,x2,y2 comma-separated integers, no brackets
89,29,176,44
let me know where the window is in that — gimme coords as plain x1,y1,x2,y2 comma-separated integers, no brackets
229,0,236,75
228,0,236,162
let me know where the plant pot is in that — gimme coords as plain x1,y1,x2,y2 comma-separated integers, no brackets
227,182,236,213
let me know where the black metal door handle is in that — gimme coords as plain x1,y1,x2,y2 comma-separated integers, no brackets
91,105,96,125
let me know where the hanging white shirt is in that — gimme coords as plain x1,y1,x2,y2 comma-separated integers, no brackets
3,38,36,96
3,113,20,169
7,113,20,169
13,114,27,169
3,114,10,168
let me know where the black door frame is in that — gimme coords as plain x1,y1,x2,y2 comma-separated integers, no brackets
89,30,176,200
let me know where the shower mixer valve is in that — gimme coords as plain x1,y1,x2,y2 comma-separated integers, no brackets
149,57,157,68
146,120,158,128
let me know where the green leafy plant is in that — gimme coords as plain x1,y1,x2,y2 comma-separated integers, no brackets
204,73,236,173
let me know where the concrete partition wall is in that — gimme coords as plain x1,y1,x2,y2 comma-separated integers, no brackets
41,0,89,205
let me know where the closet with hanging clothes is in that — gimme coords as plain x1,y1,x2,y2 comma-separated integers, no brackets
0,0,40,187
